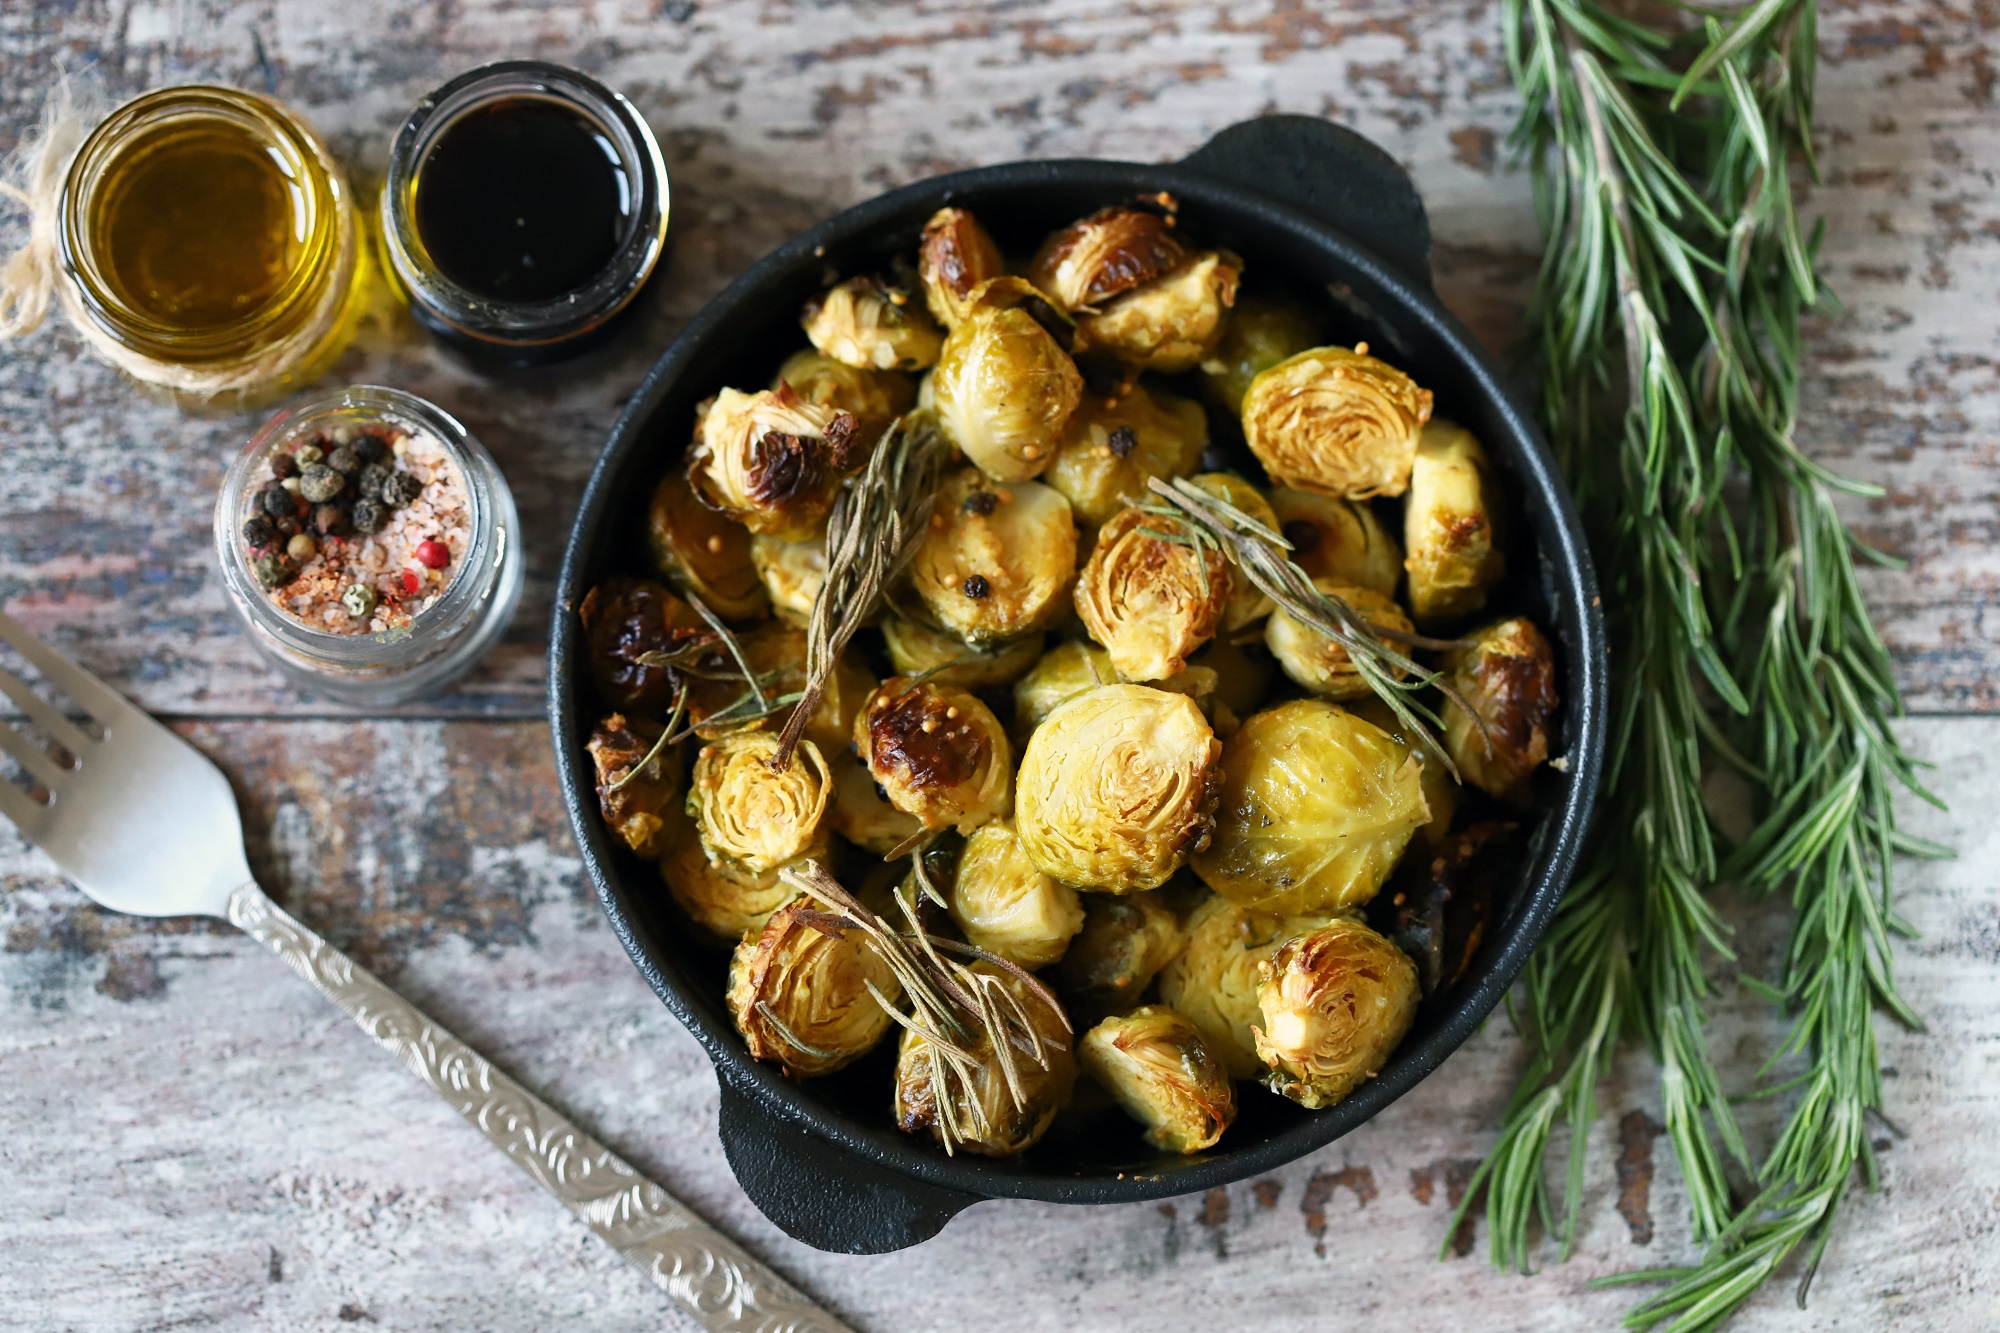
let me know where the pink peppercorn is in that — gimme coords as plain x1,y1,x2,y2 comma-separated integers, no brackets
415,539,450,570
401,569,422,597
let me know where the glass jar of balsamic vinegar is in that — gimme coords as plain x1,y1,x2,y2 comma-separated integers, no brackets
56,86,366,406
380,61,670,365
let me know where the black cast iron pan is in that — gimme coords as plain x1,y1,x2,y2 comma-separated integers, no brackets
551,116,1606,1254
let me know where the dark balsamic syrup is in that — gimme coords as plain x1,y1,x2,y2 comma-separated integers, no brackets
414,98,630,303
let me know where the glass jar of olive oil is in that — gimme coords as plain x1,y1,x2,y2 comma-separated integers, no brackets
56,86,366,406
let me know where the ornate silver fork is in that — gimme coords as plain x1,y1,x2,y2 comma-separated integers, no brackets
0,610,852,1333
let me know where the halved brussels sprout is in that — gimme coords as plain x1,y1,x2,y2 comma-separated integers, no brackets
827,749,925,857
919,206,1006,330
1159,894,1333,1078
1198,295,1319,415
1190,472,1280,631
689,729,832,873
1346,696,1455,846
687,385,865,540
773,349,914,448
1263,578,1414,700
1254,919,1419,1109
659,804,799,944
579,577,707,714
1046,382,1209,530
749,534,826,627
929,285,1084,482
801,275,942,372
1075,506,1232,681
855,678,1013,835
1192,699,1428,915
894,962,1077,1156
1241,345,1433,499
880,615,1045,689
910,468,1078,646
1442,617,1559,800
728,900,901,1076
1080,1004,1236,1153
681,625,868,757
1077,251,1240,373
1268,487,1404,595
1016,684,1220,893
587,712,683,859
1058,889,1187,1017
949,819,1086,969
1028,206,1187,312
1404,420,1506,627
645,470,768,621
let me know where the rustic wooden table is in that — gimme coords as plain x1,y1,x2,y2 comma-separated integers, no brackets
2,2,1995,1329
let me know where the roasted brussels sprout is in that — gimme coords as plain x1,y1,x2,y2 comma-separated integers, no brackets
1268,486,1404,595
894,963,1077,1156
687,385,865,540
948,819,1086,969
827,749,924,856
1016,684,1220,893
579,577,707,715
1263,578,1414,700
910,468,1078,646
1190,472,1280,631
929,284,1084,482
1241,345,1433,499
773,348,914,448
1253,919,1419,1109
1013,639,1116,736
1198,295,1319,415
689,729,832,873
645,470,768,621
1346,695,1455,846
680,625,868,756
1404,420,1506,627
1159,894,1333,1078
659,805,799,944
1075,505,1232,681
749,534,826,627
1442,617,1559,800
1046,382,1209,529
855,678,1013,835
1080,1004,1235,1153
1377,820,1514,997
1192,699,1428,915
1028,206,1187,312
1058,889,1187,1017
1186,634,1275,722
919,206,1006,330
880,615,1045,689
587,713,682,860
1077,251,1240,373
801,274,943,372
728,900,900,1077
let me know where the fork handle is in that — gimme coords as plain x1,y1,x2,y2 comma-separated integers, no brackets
225,883,855,1333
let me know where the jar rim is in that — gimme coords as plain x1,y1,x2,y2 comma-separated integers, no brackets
381,60,670,349
57,86,348,362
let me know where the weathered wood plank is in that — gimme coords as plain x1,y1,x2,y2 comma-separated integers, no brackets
0,2,1993,716
1,716,1994,1331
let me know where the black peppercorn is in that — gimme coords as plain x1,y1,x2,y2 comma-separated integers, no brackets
274,513,303,540
1106,425,1138,459
298,463,345,504
325,445,361,476
252,552,297,589
381,471,423,508
356,463,391,502
962,574,991,599
259,482,294,519
351,434,389,465
350,499,386,534
269,453,298,480
242,516,277,548
313,503,351,537
962,490,999,517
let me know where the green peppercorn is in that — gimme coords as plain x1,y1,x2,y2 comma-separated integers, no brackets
341,584,379,619
242,516,277,548
253,552,297,589
299,463,345,504
294,443,325,466
350,498,386,534
259,483,294,519
325,445,361,476
313,503,350,536
381,471,423,508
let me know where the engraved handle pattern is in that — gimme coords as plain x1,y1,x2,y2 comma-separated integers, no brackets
227,883,856,1333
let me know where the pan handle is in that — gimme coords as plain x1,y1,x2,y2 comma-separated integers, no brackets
1179,115,1433,290
715,1075,984,1254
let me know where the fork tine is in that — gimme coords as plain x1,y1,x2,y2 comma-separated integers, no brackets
0,611,138,730
0,663,97,756
0,717,66,790
0,770,42,833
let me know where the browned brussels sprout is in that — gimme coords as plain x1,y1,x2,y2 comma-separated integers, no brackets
645,470,768,622
1077,252,1241,373
1241,345,1433,499
1254,919,1419,1109
1075,505,1232,682
929,281,1084,482
880,615,1045,690
1058,889,1187,1017
802,274,942,372
773,348,914,449
1378,820,1516,997
578,576,707,715
1028,206,1187,311
854,678,1013,835
1268,486,1404,595
894,963,1077,1156
658,805,799,944
728,900,900,1076
689,729,832,873
687,385,865,540
948,819,1086,969
1263,578,1414,700
1442,617,1559,801
909,467,1078,647
1198,295,1319,415
1015,684,1220,893
919,206,1006,330
1080,1004,1236,1153
1159,894,1335,1078
1189,472,1280,631
1404,420,1506,627
748,533,825,627
586,712,682,860
827,749,925,857
1046,381,1209,530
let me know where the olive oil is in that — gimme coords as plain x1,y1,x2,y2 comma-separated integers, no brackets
413,98,631,303
91,117,304,331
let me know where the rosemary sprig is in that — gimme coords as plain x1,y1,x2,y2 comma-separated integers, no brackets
773,412,948,767
602,683,690,796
